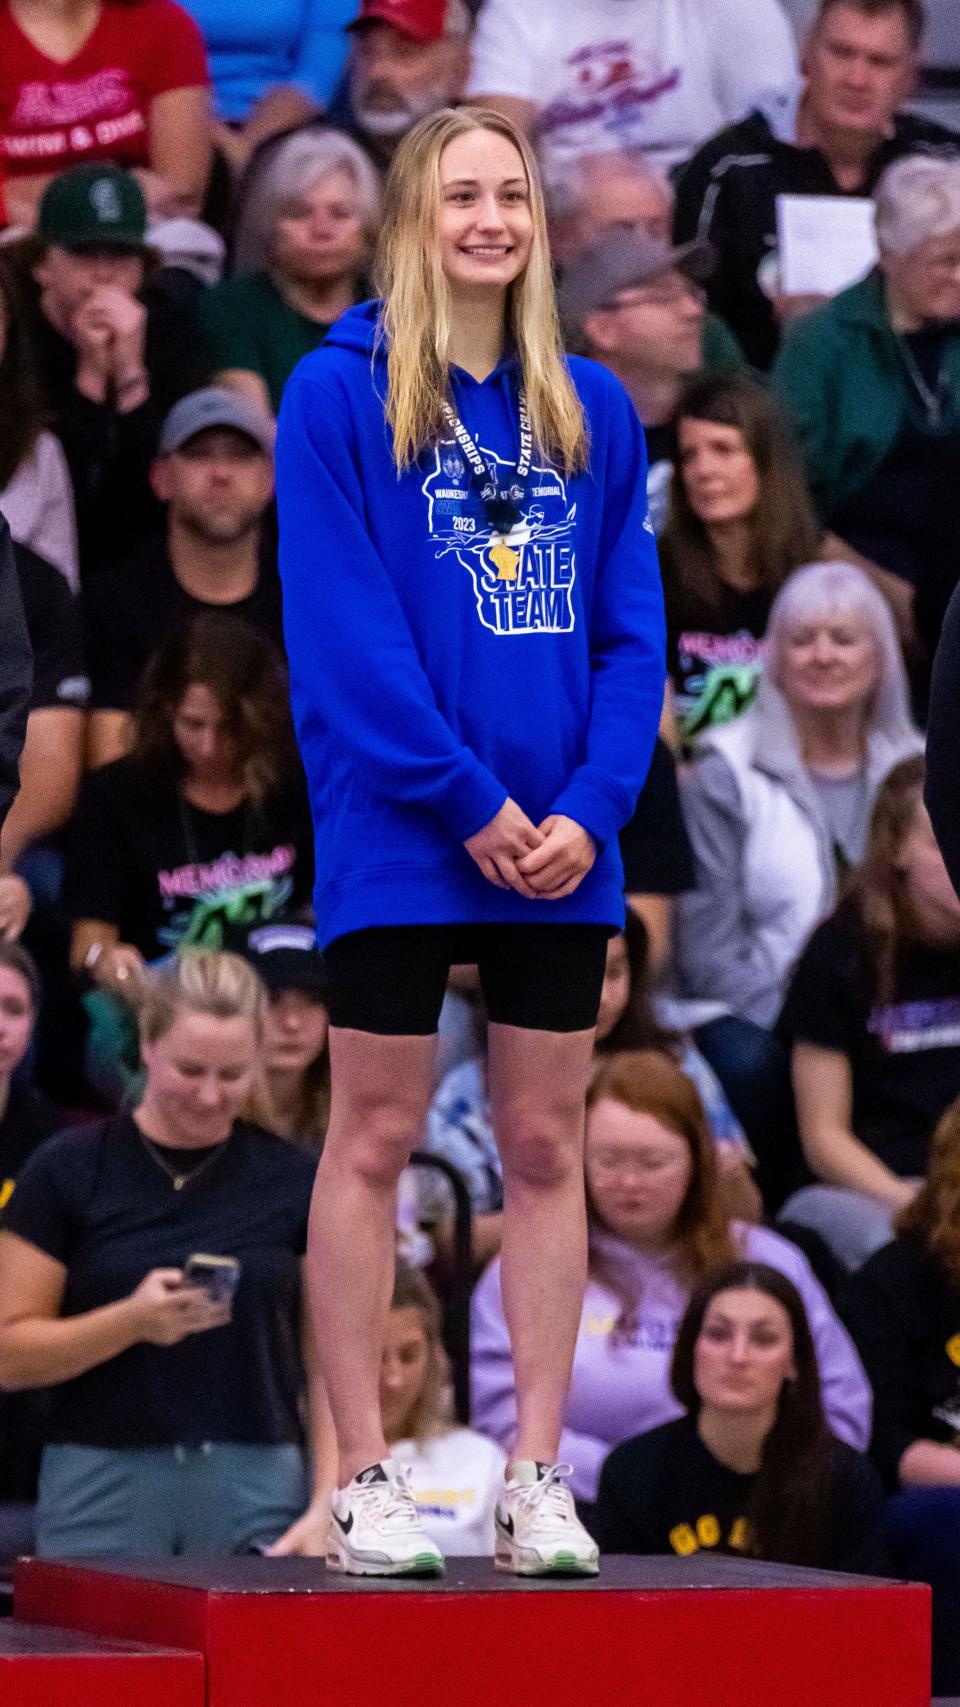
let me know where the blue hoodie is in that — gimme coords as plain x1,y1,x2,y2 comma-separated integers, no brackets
276,301,665,949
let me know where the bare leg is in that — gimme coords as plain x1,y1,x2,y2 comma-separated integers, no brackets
306,1026,436,1486
487,1022,595,1467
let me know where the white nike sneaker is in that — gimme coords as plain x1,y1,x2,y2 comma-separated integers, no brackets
495,1461,600,1576
326,1459,445,1577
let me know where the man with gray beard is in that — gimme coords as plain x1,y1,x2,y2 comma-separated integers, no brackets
81,388,282,768
327,0,473,167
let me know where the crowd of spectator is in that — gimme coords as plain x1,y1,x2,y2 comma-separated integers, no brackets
0,0,959,1688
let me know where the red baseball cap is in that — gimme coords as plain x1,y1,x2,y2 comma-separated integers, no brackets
347,0,446,42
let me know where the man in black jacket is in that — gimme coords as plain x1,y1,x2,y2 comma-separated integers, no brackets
674,0,960,368
0,518,33,937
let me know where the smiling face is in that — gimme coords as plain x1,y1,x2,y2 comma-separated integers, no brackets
693,1287,797,1419
677,417,761,528
585,1097,693,1245
380,1304,431,1442
139,1010,259,1147
437,127,534,297
777,606,880,718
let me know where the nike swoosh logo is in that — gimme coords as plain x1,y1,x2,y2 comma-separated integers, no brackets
496,1511,515,1538
333,1511,354,1535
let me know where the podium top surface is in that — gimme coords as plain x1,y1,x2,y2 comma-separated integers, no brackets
30,1555,906,1596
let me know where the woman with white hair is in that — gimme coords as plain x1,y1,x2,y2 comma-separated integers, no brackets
199,128,382,414
773,155,960,645
677,560,921,1033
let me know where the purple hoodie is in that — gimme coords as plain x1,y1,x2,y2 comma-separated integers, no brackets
470,1221,872,1502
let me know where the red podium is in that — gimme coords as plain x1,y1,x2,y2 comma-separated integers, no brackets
0,1617,204,1707
15,1554,931,1707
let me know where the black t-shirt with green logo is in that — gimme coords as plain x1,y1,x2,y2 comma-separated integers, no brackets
64,755,313,960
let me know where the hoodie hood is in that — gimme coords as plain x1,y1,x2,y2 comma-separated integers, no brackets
323,297,382,356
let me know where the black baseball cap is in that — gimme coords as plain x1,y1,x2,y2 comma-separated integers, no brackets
38,164,148,251
229,922,328,1001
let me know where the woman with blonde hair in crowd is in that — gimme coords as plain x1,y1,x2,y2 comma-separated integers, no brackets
381,1265,505,1557
0,951,334,1557
471,1051,870,1510
842,1096,960,1694
276,104,664,1576
202,128,382,414
781,757,960,1269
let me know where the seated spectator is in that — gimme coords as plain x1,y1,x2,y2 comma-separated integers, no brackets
380,1265,504,1557
0,253,78,586
470,1051,870,1504
841,1098,960,1692
773,155,960,642
547,151,674,269
66,613,312,1014
202,129,380,414
676,561,921,1032
596,1260,889,1571
661,371,876,746
779,757,960,1269
0,942,58,1206
184,0,354,176
422,915,757,1266
619,737,696,980
664,373,821,746
238,920,330,1150
0,951,333,1557
466,0,797,178
82,387,280,767
0,0,213,228
24,165,205,578
0,941,58,1523
675,0,960,369
558,231,743,534
0,538,90,936
327,0,473,170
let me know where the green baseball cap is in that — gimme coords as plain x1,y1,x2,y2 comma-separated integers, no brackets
38,164,148,251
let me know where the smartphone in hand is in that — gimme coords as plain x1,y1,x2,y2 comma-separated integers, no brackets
182,1252,241,1307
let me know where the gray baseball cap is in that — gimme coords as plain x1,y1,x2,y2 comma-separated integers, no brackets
558,229,715,328
158,387,276,456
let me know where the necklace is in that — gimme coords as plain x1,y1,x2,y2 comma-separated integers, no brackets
897,333,946,427
136,1125,229,1192
440,388,532,582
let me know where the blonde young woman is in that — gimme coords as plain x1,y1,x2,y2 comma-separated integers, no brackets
0,952,334,1558
276,106,665,1576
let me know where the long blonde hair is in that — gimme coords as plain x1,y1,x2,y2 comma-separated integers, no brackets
373,106,589,476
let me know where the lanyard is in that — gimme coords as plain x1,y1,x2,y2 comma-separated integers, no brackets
440,388,532,539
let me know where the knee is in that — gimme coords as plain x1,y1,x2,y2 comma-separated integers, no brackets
326,1097,423,1190
496,1097,584,1190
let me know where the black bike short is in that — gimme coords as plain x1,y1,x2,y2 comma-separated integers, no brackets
324,923,611,1036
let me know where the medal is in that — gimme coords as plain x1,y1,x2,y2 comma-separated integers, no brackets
490,540,520,581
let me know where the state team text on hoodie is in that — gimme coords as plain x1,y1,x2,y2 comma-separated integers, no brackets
276,302,665,949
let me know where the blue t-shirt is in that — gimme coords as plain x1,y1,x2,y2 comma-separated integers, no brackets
183,0,354,119
276,300,666,948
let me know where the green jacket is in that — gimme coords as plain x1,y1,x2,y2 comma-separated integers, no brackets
772,268,960,522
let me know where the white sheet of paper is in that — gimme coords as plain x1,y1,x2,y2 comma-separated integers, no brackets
776,194,878,296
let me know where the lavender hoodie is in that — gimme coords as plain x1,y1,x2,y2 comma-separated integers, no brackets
470,1221,871,1502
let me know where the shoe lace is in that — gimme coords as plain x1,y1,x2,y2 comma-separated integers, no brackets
354,1466,422,1532
513,1462,576,1523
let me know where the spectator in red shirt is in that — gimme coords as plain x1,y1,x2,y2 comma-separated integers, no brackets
0,0,212,228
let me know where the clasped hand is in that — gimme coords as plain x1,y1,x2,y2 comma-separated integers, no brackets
465,799,596,900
